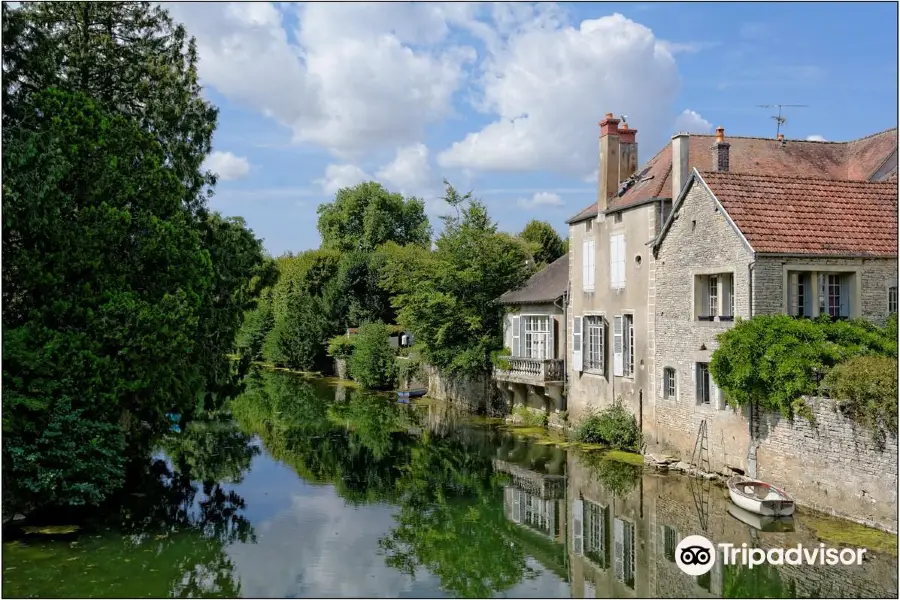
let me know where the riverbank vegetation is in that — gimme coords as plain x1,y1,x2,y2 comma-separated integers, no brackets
2,2,271,518
710,314,898,439
237,177,566,386
573,399,643,453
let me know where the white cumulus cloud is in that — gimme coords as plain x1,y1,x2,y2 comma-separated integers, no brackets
673,109,713,134
316,164,372,195
806,134,827,142
517,191,564,209
437,12,680,176
167,2,476,158
375,144,433,197
203,151,251,181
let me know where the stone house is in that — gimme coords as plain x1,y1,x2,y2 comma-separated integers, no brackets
564,112,898,449
495,254,569,421
651,155,898,477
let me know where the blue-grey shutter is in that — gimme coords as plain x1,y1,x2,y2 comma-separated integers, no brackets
511,315,520,356
840,275,851,317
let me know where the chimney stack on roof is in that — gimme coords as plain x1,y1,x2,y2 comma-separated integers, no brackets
671,133,690,200
597,113,621,213
618,119,638,183
713,126,730,172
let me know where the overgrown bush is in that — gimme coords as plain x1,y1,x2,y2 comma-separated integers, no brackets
327,335,356,359
348,322,397,390
711,314,897,423
824,355,898,444
573,399,642,452
490,347,512,370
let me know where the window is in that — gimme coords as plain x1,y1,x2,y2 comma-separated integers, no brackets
523,316,552,360
890,286,898,314
663,367,677,399
572,316,583,372
789,271,853,319
663,526,678,562
696,273,733,321
584,316,605,373
586,220,593,233
613,315,634,377
789,272,813,317
820,273,850,318
696,362,711,404
572,500,584,555
610,234,626,289
584,501,610,568
582,238,596,292
625,314,634,376
614,518,635,589
613,212,623,223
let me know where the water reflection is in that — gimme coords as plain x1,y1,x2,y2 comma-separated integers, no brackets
3,368,897,599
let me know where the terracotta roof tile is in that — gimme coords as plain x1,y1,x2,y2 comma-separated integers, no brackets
700,171,898,256
567,129,898,223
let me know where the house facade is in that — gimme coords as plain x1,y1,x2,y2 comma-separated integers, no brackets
496,254,569,420
564,113,898,460
651,166,898,475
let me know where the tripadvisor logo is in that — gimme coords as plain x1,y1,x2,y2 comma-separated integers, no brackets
676,535,868,576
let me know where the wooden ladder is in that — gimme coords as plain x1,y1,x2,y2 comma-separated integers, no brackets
690,419,710,476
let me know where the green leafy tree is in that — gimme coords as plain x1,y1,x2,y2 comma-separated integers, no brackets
2,1,217,204
235,288,275,360
519,219,565,266
317,181,431,253
2,89,214,515
381,181,532,377
348,322,397,390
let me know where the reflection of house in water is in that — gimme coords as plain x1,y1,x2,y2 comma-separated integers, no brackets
496,458,567,545
565,453,898,599
494,456,570,581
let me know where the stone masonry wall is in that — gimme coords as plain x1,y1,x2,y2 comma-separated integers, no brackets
653,180,754,473
752,255,897,323
422,363,500,414
755,396,899,532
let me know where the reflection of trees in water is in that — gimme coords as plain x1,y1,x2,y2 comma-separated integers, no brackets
230,368,537,597
576,451,641,497
3,411,257,598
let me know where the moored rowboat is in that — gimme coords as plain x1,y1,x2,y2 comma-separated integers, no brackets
397,388,427,403
727,502,795,532
727,475,795,517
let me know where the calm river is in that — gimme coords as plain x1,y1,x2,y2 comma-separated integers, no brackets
3,369,897,598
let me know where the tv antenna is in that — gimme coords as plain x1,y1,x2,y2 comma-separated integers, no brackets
757,104,807,138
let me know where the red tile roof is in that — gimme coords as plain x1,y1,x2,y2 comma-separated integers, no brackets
567,128,898,223
699,171,898,256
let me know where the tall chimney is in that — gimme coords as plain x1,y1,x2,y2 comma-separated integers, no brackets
598,113,620,212
671,133,690,199
713,126,730,172
618,121,638,182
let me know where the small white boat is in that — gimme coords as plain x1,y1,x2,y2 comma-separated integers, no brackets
727,475,795,517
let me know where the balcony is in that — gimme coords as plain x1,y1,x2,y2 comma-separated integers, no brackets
494,357,565,385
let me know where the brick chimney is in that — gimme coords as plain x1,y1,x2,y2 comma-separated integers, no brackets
598,113,620,212
671,133,690,199
713,126,730,172
618,121,638,182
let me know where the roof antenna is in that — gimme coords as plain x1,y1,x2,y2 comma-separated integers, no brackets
757,104,808,138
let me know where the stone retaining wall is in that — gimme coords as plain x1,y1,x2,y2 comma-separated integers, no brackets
755,396,898,532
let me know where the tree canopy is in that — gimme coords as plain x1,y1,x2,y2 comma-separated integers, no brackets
519,219,566,267
2,2,268,516
380,181,532,377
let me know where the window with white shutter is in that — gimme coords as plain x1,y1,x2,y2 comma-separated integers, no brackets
511,315,520,357
613,315,624,377
572,316,583,372
610,234,626,289
695,273,735,320
582,239,595,292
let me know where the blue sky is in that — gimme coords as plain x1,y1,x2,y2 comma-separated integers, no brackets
167,2,898,256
